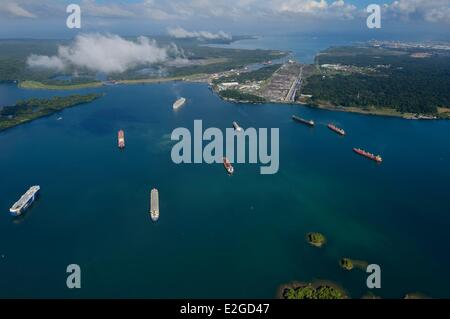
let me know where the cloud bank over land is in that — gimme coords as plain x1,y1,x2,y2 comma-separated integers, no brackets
167,27,232,40
384,0,450,23
27,33,182,73
2,0,449,24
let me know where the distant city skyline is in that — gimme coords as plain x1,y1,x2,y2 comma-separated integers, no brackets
0,0,449,39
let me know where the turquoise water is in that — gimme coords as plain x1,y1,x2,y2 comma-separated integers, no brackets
1,35,450,298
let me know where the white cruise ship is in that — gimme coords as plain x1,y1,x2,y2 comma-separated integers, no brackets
173,97,186,110
10,186,40,216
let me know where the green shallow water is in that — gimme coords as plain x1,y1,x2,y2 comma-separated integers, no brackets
0,81,450,298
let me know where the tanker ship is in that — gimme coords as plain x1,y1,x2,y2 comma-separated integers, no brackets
292,115,315,127
328,124,346,136
223,157,234,175
150,188,159,222
353,148,383,163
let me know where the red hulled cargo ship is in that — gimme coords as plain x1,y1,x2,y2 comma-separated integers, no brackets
118,130,125,149
328,124,345,136
223,157,234,175
353,148,382,163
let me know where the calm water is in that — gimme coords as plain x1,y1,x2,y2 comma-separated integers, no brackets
1,36,450,298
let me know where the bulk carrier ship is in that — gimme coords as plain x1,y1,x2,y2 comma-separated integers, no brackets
353,148,383,163
328,124,346,136
150,188,159,222
292,115,315,127
9,186,40,216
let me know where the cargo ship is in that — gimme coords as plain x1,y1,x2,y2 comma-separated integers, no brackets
9,186,40,216
118,130,125,149
173,97,186,110
232,121,243,132
353,148,383,163
328,124,345,136
223,157,234,175
292,115,314,127
150,188,159,222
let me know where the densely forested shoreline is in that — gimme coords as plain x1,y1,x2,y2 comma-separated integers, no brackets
302,46,450,116
0,93,103,131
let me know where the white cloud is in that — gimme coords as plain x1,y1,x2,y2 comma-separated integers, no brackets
27,55,65,71
275,0,358,19
81,0,135,18
27,33,181,74
1,0,449,25
167,27,232,40
3,2,36,18
384,0,450,23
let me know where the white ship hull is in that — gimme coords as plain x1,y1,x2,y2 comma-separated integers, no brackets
10,186,40,216
173,97,186,110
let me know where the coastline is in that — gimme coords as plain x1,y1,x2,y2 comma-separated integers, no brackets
0,94,103,132
304,100,450,120
16,78,449,120
19,80,103,90
18,74,209,91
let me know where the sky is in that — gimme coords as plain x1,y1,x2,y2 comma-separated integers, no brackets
0,0,449,39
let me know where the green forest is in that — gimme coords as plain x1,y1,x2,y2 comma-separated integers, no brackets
0,94,102,131
218,89,266,103
282,284,345,299
0,38,286,84
302,46,450,114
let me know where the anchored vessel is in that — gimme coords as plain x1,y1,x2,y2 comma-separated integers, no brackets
118,130,125,149
292,115,315,127
173,97,186,110
9,186,40,216
328,124,346,136
223,157,234,175
150,188,159,222
232,121,243,132
353,148,383,163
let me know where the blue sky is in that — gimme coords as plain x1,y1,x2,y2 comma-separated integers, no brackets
0,0,449,39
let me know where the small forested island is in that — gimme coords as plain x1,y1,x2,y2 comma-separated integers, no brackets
0,93,103,131
404,292,430,299
339,258,369,271
362,292,381,299
279,282,347,299
340,258,354,270
306,232,326,248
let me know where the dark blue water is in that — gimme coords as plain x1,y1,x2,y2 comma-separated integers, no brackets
1,34,450,298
